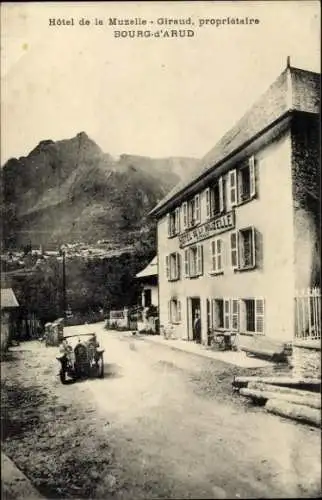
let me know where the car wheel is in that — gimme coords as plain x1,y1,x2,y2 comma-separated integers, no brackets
98,356,104,378
59,368,68,384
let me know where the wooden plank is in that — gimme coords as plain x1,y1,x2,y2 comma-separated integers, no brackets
239,388,321,409
265,399,321,428
232,376,321,392
248,381,321,400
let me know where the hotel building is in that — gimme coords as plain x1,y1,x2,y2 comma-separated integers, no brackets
150,62,320,346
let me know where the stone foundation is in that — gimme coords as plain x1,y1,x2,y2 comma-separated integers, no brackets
291,344,321,379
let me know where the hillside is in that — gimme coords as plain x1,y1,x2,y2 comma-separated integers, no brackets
2,132,199,249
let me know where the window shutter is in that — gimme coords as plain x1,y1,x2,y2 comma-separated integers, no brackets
211,241,216,272
239,300,247,332
205,188,211,220
251,226,256,268
206,298,211,333
224,299,230,330
184,249,189,278
197,245,203,276
177,301,182,322
167,213,171,237
219,176,224,212
217,239,223,271
176,253,181,280
182,202,188,230
212,299,222,329
255,298,265,334
165,255,170,280
229,170,237,207
194,194,201,224
231,299,239,331
255,228,263,269
230,231,239,270
249,156,256,198
168,300,171,322
175,208,180,234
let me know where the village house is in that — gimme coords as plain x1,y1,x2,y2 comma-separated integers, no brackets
1,288,19,351
135,256,158,309
150,61,320,347
135,256,159,333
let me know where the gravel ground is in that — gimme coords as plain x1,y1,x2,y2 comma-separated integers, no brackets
1,325,321,499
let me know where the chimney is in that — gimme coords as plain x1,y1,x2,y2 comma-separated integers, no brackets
286,56,291,69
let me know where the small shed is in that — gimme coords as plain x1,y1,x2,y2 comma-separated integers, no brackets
1,288,19,351
135,256,158,308
135,257,159,333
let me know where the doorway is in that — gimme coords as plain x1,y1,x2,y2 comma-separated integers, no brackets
188,297,201,343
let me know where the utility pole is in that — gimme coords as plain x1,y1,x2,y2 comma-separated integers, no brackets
60,245,67,319
62,249,67,319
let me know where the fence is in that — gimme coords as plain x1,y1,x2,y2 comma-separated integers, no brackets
295,287,321,340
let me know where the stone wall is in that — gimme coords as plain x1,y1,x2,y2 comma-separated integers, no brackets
291,345,321,379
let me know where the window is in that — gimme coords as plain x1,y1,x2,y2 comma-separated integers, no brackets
165,252,180,281
230,227,257,271
144,289,152,307
205,177,225,220
241,298,265,334
213,299,224,329
187,194,201,228
212,298,239,331
168,299,182,323
210,238,224,274
188,198,195,227
184,245,203,278
229,156,256,206
167,208,180,237
182,202,188,230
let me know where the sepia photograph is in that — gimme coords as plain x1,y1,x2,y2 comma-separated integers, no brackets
1,1,321,499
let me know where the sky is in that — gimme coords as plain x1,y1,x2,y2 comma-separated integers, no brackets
1,1,320,164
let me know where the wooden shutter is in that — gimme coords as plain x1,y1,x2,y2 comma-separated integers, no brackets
206,298,211,333
194,194,201,224
224,299,230,330
197,245,203,276
205,188,211,220
177,301,182,322
230,231,239,270
182,202,188,230
255,298,265,334
249,156,256,198
184,249,189,278
211,299,216,328
165,255,170,280
251,226,256,268
167,213,171,237
217,239,223,271
229,170,237,207
219,176,224,212
175,253,180,280
175,207,180,234
211,240,216,272
231,299,239,331
168,300,171,322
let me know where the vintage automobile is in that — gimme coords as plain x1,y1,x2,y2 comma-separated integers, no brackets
57,333,104,384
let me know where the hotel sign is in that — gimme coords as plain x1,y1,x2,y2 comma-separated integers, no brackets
178,211,235,248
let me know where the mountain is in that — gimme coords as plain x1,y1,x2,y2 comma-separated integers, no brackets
1,132,200,249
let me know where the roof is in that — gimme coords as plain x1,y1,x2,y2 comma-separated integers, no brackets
1,288,19,309
150,65,320,216
135,256,158,278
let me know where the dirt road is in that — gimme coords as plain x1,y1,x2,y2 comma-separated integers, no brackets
1,323,321,499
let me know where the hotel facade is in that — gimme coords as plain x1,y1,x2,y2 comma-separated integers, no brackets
150,63,320,346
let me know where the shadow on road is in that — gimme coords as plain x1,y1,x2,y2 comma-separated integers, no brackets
0,352,20,363
103,363,123,379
